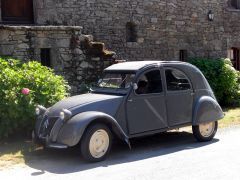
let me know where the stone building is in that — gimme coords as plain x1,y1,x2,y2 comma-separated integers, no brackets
0,0,240,92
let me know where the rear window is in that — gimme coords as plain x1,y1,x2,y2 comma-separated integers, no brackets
165,69,191,91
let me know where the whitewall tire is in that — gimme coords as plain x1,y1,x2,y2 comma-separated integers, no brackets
80,124,112,162
192,121,218,142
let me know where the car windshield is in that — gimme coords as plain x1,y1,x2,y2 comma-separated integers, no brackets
95,72,135,90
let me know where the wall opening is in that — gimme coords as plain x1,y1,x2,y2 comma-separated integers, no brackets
179,50,188,62
230,0,240,9
126,22,137,42
40,48,51,67
1,0,34,23
228,47,240,70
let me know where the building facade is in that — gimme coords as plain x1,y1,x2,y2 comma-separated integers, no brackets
1,1,239,62
0,0,240,91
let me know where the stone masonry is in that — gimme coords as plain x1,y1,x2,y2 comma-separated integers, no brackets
1,0,240,93
0,26,115,94
29,0,240,60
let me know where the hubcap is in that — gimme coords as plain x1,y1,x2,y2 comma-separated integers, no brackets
199,122,215,137
89,129,109,158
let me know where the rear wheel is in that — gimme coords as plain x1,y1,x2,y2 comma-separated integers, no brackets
192,121,218,142
80,124,112,162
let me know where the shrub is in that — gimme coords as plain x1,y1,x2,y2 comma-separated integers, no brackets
189,58,240,106
0,57,69,138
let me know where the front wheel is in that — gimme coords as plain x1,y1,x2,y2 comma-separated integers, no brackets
192,121,218,142
80,124,112,162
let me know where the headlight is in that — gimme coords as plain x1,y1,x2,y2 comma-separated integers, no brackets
59,109,72,121
35,107,40,115
35,105,47,116
59,111,65,120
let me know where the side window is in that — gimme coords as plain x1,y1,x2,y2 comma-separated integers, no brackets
136,70,162,95
165,69,191,91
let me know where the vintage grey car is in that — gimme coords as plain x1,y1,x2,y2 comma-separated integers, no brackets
33,61,224,162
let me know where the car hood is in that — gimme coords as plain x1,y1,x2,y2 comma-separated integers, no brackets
46,93,124,117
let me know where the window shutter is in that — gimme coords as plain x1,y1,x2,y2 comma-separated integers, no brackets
1,0,34,23
237,0,240,9
231,0,240,9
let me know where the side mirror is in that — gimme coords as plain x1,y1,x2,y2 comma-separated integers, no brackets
133,83,138,90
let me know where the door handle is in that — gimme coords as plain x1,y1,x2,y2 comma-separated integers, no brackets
128,99,133,102
191,92,195,96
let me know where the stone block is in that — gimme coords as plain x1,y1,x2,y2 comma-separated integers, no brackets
0,45,14,55
73,48,83,55
137,38,145,43
36,38,51,48
15,31,26,35
80,35,93,42
0,30,10,41
12,35,27,41
61,54,72,61
17,43,29,49
91,57,100,61
77,76,82,80
80,61,89,68
56,38,70,48
151,18,158,23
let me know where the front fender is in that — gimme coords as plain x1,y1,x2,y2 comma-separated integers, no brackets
193,96,224,125
56,111,130,147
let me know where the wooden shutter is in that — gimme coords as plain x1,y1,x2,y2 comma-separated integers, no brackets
1,0,33,23
231,0,240,9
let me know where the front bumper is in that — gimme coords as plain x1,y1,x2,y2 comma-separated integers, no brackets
32,130,68,149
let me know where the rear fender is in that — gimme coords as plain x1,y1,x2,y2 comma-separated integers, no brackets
193,96,224,125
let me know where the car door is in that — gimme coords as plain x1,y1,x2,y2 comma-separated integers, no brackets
163,67,194,127
126,68,168,135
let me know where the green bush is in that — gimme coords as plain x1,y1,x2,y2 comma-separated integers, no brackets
189,58,240,106
0,57,69,138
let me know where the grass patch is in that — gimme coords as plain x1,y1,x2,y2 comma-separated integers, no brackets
0,138,34,169
219,107,240,128
1,107,240,169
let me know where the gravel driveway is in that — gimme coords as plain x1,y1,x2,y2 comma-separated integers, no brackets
1,126,240,180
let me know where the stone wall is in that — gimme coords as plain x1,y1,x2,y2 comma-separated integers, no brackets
1,1,240,93
0,1,2,22
26,0,240,61
0,26,115,94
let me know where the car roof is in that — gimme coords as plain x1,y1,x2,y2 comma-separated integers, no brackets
104,60,213,93
105,61,187,71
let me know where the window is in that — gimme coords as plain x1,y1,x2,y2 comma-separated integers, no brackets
126,22,137,42
97,73,135,89
165,69,191,91
40,48,51,67
231,0,240,9
136,70,162,94
179,50,188,62
1,0,34,23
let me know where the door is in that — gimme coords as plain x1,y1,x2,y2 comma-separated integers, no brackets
127,69,168,134
1,0,33,23
164,68,193,126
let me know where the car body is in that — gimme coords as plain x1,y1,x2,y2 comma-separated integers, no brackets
33,61,224,162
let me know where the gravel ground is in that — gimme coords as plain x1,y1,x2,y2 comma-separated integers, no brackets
0,126,240,180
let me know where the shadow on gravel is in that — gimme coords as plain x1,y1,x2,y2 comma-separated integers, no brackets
20,131,219,175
